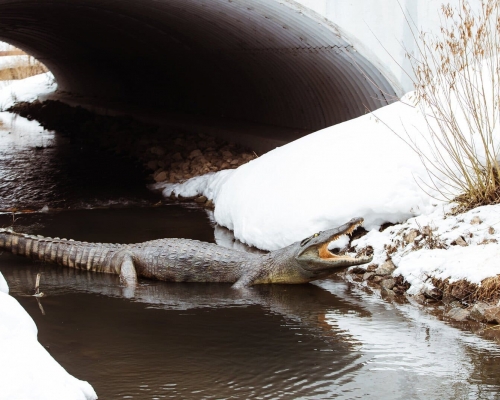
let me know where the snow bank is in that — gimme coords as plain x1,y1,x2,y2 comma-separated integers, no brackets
0,271,8,294
398,245,500,295
352,203,500,294
156,58,500,252
0,272,97,400
0,72,57,110
157,98,435,250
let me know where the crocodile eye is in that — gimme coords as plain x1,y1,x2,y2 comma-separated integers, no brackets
300,232,320,247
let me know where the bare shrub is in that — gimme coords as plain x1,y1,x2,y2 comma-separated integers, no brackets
401,0,500,211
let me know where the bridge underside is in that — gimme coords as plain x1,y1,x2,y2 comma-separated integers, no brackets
0,0,396,135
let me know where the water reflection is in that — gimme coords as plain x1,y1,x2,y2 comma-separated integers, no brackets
317,280,500,399
0,112,159,210
4,262,365,399
3,261,500,399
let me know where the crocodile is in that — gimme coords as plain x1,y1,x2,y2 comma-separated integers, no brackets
0,218,372,288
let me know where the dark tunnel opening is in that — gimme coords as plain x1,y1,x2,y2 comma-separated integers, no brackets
0,0,397,143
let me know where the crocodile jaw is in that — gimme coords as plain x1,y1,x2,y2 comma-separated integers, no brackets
295,218,372,272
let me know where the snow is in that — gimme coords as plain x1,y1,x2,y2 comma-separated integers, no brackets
155,97,435,250
352,203,500,294
0,271,8,294
0,273,97,399
0,72,57,110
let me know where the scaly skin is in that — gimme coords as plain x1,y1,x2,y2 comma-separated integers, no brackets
0,218,372,288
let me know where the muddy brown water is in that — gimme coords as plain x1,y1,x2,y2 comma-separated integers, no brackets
1,112,500,399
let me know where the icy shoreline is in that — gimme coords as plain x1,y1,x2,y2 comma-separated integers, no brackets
0,273,97,399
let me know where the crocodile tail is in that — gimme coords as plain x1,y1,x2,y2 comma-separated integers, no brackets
0,228,121,273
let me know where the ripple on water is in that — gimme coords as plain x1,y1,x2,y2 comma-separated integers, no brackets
0,112,159,211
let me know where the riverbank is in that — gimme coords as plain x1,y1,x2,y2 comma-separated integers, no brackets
9,100,256,209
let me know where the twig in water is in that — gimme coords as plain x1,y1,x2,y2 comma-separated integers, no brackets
36,297,45,316
33,272,44,297
32,272,45,315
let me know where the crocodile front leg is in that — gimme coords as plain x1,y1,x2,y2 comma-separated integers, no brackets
117,252,137,298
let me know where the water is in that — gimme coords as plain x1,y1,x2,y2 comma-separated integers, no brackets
0,112,158,211
1,113,500,399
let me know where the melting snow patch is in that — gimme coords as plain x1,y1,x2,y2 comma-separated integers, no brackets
0,273,97,399
0,72,56,110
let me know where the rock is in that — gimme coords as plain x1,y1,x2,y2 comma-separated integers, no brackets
205,199,214,209
172,152,183,161
372,275,384,284
375,260,396,276
221,150,233,159
194,195,208,203
470,302,489,322
366,264,378,272
230,159,240,165
349,266,366,274
393,286,407,295
363,272,375,281
470,216,482,225
470,303,500,323
189,149,202,159
220,162,230,169
423,286,442,300
451,236,468,247
412,294,427,304
446,307,470,322
154,171,168,182
489,226,495,235
149,146,165,156
404,229,419,243
381,287,396,298
483,306,500,323
380,278,396,290
147,160,158,170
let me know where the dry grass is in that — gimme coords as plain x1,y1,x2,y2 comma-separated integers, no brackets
0,63,47,81
0,44,48,89
400,0,500,211
432,274,500,304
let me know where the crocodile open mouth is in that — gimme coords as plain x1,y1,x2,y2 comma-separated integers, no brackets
318,218,363,260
